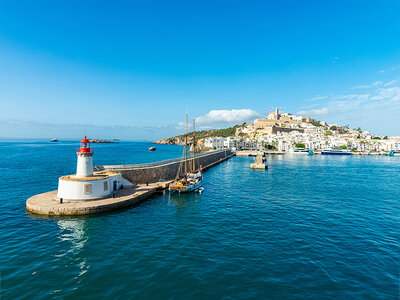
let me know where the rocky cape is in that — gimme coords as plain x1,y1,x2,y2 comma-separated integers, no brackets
88,139,115,143
153,125,242,145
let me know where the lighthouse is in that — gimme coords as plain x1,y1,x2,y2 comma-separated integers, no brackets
76,136,93,177
56,136,130,201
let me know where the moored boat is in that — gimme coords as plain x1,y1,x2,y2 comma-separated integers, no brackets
169,115,203,193
321,148,352,155
148,146,156,151
289,148,313,155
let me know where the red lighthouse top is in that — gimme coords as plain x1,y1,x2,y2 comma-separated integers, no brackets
77,136,93,153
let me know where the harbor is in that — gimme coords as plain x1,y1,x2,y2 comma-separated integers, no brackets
2,1,400,297
26,139,233,215
3,140,399,299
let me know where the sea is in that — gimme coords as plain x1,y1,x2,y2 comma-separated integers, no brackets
1,140,399,299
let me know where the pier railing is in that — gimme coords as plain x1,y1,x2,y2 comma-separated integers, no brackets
94,149,230,172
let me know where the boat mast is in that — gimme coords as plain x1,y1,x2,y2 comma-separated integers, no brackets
184,113,188,174
193,118,196,172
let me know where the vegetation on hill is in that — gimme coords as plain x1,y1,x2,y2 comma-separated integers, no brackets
154,125,241,145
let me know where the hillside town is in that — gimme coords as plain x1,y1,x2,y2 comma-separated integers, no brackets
203,108,400,154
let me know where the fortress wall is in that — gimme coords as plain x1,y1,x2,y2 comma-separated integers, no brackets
101,149,233,184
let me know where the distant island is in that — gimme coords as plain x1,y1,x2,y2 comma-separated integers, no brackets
88,139,115,143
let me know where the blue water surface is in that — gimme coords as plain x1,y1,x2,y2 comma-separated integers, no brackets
1,141,399,299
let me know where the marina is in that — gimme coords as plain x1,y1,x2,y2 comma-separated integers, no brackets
2,140,399,299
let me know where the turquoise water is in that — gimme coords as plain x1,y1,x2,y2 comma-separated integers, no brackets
1,141,399,299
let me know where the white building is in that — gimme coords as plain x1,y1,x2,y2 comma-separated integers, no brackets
204,137,226,149
57,136,132,201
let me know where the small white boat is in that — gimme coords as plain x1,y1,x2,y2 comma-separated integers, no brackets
289,148,313,155
50,138,59,142
148,146,156,151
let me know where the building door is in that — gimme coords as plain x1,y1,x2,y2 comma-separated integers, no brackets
113,181,117,191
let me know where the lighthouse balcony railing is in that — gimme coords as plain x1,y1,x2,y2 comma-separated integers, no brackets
77,148,93,153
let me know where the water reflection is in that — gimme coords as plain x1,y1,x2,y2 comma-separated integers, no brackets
168,191,202,208
56,218,90,280
57,218,88,253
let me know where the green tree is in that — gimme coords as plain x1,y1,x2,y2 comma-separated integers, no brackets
311,121,322,127
295,143,306,148
325,130,333,136
330,125,337,131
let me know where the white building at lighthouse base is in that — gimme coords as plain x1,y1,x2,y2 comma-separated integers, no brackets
57,172,132,201
56,136,133,201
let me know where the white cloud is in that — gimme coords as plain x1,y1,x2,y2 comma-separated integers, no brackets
370,86,400,101
297,108,329,116
384,80,397,87
195,109,260,125
352,84,372,90
304,95,327,101
352,81,382,89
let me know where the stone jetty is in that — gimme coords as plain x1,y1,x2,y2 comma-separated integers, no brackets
26,149,234,216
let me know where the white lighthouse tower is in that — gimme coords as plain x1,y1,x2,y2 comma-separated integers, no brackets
56,136,131,201
76,136,93,177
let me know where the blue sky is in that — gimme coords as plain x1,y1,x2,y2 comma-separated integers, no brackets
0,0,399,140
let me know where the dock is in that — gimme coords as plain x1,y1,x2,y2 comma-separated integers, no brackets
26,149,234,216
236,150,286,156
26,182,170,216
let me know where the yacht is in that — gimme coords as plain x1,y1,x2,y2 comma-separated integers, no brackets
288,148,313,155
50,138,59,142
321,148,352,155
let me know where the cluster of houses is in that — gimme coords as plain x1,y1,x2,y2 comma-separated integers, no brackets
203,109,400,153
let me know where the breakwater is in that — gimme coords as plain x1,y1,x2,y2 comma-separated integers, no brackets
95,149,233,184
26,149,233,215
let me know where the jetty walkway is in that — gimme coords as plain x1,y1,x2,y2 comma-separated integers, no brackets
26,149,234,216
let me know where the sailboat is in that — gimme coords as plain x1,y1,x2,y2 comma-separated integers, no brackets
169,115,203,193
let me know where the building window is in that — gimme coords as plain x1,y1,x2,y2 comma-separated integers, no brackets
84,183,92,194
104,181,108,191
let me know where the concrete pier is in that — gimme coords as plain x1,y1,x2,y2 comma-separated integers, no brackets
26,150,234,216
236,150,286,156
26,182,169,216
250,153,268,170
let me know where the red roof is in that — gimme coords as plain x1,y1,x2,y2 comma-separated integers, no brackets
81,136,90,144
